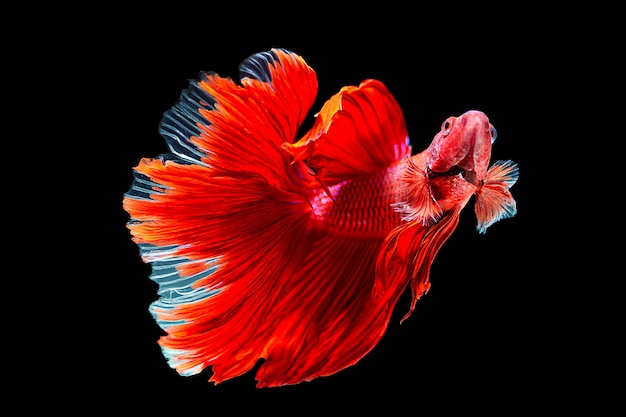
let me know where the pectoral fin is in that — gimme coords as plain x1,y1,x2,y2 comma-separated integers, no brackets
474,160,519,233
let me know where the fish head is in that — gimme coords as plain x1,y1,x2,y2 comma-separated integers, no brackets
426,110,496,187
396,110,517,232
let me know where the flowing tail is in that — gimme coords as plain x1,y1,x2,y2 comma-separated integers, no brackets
123,49,417,386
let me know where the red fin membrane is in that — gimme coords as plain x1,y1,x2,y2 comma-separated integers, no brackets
123,49,319,381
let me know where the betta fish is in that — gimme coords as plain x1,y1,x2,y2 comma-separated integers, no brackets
122,48,518,388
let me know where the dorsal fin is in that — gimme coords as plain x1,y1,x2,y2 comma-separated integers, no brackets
283,79,411,186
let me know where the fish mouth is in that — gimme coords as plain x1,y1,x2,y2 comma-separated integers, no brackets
427,166,481,187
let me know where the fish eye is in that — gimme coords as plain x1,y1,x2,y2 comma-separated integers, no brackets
441,117,456,136
489,125,497,143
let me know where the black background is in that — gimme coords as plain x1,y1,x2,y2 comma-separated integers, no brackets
50,5,618,414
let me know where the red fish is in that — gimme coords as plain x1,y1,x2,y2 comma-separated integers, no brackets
123,48,518,387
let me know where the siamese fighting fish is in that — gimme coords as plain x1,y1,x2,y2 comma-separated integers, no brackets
123,48,518,388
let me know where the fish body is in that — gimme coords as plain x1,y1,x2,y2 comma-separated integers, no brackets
123,48,518,387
